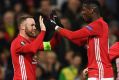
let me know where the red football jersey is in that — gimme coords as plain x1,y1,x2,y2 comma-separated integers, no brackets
109,42,119,61
109,42,119,80
11,31,45,80
58,18,114,78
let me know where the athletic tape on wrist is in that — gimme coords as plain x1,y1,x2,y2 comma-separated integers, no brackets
55,26,59,30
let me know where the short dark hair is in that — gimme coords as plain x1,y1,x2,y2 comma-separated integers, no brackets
39,0,51,7
17,13,33,27
83,1,101,14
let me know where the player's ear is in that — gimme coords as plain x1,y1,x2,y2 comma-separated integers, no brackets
20,22,25,30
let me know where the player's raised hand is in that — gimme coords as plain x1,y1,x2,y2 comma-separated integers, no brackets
50,10,63,28
39,16,46,31
48,10,63,30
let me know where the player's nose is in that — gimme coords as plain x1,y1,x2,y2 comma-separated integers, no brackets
33,26,36,30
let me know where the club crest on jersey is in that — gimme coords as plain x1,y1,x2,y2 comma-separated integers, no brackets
20,41,26,46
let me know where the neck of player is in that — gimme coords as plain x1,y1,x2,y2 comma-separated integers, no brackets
19,30,31,40
92,13,100,21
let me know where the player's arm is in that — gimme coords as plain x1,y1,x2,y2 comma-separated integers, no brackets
47,19,90,46
16,16,46,54
16,31,45,54
48,21,101,47
55,21,102,40
71,37,87,46
109,42,119,61
50,27,88,46
42,33,87,50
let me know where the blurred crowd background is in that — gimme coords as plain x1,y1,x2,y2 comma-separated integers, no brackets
0,0,119,80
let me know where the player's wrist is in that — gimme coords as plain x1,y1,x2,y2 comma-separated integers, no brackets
40,27,45,31
55,25,61,31
41,30,46,32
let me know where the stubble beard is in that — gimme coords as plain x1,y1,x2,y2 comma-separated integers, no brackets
25,28,37,38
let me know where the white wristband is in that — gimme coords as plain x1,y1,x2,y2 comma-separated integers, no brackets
55,26,59,30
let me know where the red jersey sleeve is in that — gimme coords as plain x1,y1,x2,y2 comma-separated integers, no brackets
58,21,102,40
39,43,44,51
71,37,87,46
88,21,102,36
50,32,87,47
16,31,45,54
109,42,119,61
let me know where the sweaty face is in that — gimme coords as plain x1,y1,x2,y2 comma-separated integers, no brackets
81,5,93,22
25,18,37,38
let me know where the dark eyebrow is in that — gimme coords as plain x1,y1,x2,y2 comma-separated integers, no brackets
31,24,35,26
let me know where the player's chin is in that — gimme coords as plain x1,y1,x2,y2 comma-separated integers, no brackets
32,33,37,37
82,16,87,21
31,35,37,38
83,16,91,22
28,33,37,38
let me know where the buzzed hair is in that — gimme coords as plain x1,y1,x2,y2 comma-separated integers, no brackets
39,0,51,7
83,1,101,14
17,13,33,27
